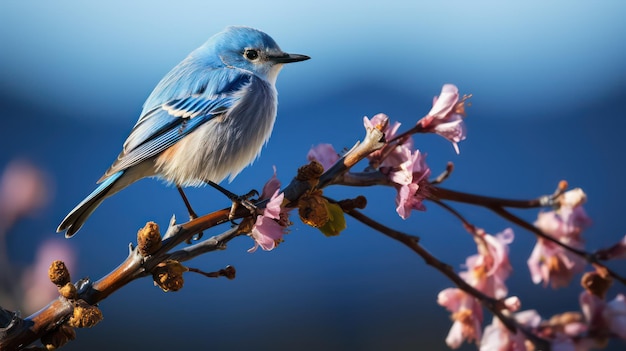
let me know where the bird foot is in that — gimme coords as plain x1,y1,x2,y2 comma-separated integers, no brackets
177,186,204,243
208,181,259,220
228,189,259,220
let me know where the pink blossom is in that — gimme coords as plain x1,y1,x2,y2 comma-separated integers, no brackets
438,288,483,348
534,208,590,244
380,147,430,219
395,182,425,219
307,143,340,171
249,171,290,252
580,291,605,331
460,228,514,299
480,309,541,351
249,190,286,252
418,84,467,154
527,238,584,289
363,113,412,169
528,195,590,288
383,145,421,185
363,113,401,141
581,291,626,340
605,294,626,339
546,188,591,242
362,114,431,219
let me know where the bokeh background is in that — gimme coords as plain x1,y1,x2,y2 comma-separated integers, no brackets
1,1,625,350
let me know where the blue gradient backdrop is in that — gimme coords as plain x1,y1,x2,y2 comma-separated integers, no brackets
1,1,625,350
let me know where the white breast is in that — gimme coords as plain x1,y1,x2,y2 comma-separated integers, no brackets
154,76,278,186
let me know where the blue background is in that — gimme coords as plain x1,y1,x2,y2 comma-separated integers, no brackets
1,1,625,350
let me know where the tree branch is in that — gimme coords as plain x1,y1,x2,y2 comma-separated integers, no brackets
489,205,626,286
431,186,555,209
343,208,552,351
0,122,388,350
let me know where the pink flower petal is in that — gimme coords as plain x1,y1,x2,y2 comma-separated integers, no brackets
260,167,281,200
427,84,459,119
307,143,340,171
606,294,626,339
417,84,467,153
248,190,286,252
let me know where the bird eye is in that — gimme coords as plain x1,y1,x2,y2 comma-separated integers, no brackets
244,49,259,61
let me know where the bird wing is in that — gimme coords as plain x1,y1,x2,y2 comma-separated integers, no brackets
98,70,252,183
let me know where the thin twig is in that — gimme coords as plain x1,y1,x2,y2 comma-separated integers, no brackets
489,205,626,286
431,186,554,209
343,208,551,351
429,197,476,233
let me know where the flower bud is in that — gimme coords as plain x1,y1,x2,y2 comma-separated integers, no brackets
296,161,324,182
59,283,77,299
48,260,70,287
298,191,329,228
152,260,187,292
581,271,612,299
68,300,103,328
137,221,162,256
219,265,236,280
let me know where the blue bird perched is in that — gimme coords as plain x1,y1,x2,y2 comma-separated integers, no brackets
57,26,310,237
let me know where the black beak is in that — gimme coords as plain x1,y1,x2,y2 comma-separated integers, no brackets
270,53,310,64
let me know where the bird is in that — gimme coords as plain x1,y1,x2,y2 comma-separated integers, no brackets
57,26,310,237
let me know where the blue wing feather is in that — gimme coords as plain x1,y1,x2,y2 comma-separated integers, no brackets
105,113,208,174
99,68,252,182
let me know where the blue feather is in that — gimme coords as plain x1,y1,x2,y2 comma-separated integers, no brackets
58,170,124,237
101,73,251,180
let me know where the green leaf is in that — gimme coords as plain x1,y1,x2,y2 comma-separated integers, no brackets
319,202,346,237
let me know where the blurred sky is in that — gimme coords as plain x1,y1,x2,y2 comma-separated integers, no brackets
1,1,626,350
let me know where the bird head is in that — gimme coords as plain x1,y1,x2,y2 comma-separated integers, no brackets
203,26,310,84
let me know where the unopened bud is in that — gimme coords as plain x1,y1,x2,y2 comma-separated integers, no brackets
296,161,324,182
48,260,70,287
219,265,236,280
581,271,612,299
152,260,187,292
298,190,329,228
137,222,162,256
68,300,103,328
58,283,77,299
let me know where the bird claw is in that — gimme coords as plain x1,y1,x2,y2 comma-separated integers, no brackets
208,181,259,219
228,190,259,220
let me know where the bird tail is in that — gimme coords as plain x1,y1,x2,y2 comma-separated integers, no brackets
57,171,125,238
